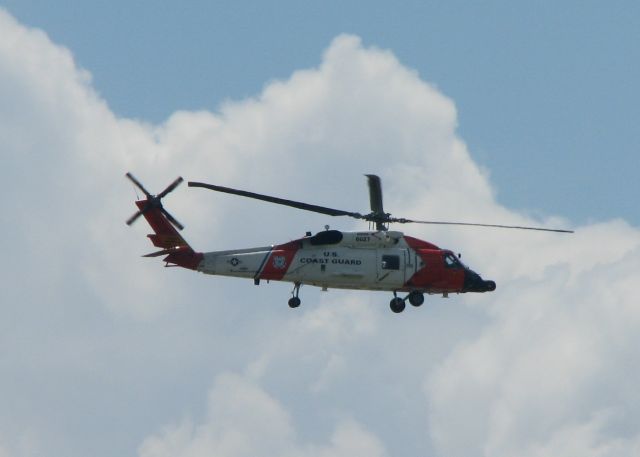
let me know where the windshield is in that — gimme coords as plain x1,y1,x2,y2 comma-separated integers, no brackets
443,252,464,269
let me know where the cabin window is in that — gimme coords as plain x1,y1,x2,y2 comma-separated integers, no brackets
381,255,400,270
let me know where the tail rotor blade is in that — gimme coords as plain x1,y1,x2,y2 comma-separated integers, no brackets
126,200,152,226
126,210,144,226
157,176,184,199
161,207,184,231
126,172,152,198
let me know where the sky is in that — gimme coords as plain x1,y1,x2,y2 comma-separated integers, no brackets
1,2,639,457
4,0,639,226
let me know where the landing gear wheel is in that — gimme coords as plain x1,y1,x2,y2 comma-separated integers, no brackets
288,282,302,308
390,297,405,313
408,291,424,307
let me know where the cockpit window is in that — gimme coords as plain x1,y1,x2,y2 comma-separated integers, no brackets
444,252,463,269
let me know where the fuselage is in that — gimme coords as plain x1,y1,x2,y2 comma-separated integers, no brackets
196,229,495,295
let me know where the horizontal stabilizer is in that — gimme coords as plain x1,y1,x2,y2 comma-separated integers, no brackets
143,249,176,258
147,233,189,249
142,246,203,269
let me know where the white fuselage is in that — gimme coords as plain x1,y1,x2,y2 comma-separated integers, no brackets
196,230,421,291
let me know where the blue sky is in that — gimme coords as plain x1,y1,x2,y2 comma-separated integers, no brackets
2,3,640,457
5,0,639,225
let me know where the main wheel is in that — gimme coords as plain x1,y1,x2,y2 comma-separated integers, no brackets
408,291,424,307
390,297,405,313
288,297,301,308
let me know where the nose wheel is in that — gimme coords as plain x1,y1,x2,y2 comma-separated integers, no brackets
288,282,302,308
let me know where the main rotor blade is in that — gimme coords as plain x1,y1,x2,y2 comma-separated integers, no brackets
397,219,574,233
188,181,364,219
157,176,184,199
125,172,152,198
365,174,384,215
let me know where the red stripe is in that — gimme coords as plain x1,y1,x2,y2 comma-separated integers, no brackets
259,240,301,281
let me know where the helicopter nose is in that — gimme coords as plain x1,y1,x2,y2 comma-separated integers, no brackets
483,280,496,291
463,270,497,292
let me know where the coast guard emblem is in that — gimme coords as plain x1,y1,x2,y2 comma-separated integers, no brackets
272,255,287,269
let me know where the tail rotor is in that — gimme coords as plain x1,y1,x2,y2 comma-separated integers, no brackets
125,173,185,230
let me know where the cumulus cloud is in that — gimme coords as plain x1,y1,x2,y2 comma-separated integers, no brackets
2,7,639,457
138,372,387,457
427,240,640,457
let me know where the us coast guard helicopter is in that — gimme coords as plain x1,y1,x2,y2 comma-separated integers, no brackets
125,173,572,313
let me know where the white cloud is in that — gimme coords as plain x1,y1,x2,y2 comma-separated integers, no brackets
516,411,640,457
426,243,640,456
2,7,640,457
138,372,387,457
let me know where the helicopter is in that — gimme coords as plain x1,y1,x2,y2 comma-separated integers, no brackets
125,173,572,313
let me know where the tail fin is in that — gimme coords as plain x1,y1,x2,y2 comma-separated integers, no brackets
135,200,203,270
125,173,203,270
